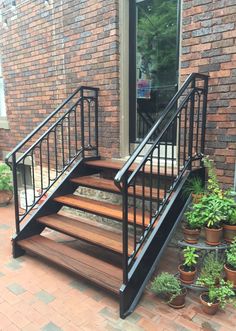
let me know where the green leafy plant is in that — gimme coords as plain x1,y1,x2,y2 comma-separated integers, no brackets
137,0,177,84
182,246,199,268
203,156,222,196
207,279,235,309
226,237,236,269
194,194,225,229
151,272,182,302
0,164,13,192
227,208,236,226
196,252,224,287
183,177,205,198
184,208,205,230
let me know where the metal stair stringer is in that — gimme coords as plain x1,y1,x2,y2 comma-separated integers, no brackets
119,167,205,318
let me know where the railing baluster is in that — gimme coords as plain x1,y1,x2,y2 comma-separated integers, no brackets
95,90,99,156
133,182,137,252
81,89,85,158
201,76,208,156
122,175,129,284
12,154,20,234
188,79,196,169
183,105,188,164
141,164,145,234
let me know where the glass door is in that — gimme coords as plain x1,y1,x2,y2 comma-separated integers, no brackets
129,0,180,144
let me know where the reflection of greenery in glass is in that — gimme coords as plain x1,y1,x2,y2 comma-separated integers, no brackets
137,0,177,85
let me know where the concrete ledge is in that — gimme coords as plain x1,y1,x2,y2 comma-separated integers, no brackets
0,117,9,129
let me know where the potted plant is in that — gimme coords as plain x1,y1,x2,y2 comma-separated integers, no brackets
199,279,235,315
223,208,236,243
196,252,224,287
183,207,205,244
183,177,205,203
224,237,236,287
150,272,187,309
197,194,224,245
0,163,13,206
178,246,199,284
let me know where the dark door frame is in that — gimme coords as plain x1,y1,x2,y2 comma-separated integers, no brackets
129,0,181,145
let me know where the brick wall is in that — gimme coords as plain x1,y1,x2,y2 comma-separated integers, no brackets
1,0,236,186
0,0,120,158
181,0,236,186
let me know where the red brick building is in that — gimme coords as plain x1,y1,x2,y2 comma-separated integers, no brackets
0,0,236,186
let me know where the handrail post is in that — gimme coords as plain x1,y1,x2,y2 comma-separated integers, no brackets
201,76,208,156
12,153,20,234
122,175,129,284
80,88,85,158
188,77,196,170
95,88,99,157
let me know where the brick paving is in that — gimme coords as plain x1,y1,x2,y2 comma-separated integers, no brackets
0,203,235,331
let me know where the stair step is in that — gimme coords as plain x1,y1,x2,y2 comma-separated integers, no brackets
85,159,176,176
37,213,133,255
54,194,150,226
70,176,164,200
18,235,122,294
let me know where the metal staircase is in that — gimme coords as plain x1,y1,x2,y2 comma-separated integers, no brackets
6,73,208,318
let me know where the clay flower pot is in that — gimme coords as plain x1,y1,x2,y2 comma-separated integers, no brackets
183,227,201,244
224,264,236,287
178,265,197,284
168,288,187,309
223,224,236,243
0,190,13,206
205,227,223,246
200,292,219,315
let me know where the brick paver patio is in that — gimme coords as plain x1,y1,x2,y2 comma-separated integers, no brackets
0,203,235,331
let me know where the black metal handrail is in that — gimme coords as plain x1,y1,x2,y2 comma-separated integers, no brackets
6,86,99,233
115,73,208,284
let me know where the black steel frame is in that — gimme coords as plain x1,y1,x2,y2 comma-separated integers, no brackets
6,86,99,235
115,72,208,317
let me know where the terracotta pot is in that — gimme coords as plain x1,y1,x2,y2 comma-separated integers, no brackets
205,227,223,246
224,264,236,287
0,190,13,206
183,227,201,244
192,193,203,204
200,292,219,315
223,224,236,243
168,288,187,309
178,265,197,284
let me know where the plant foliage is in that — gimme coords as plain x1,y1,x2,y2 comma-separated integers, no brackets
184,207,205,230
0,164,13,192
203,156,222,196
151,272,182,302
183,177,205,198
196,252,224,288
208,279,235,309
183,246,199,268
137,0,177,84
226,237,236,269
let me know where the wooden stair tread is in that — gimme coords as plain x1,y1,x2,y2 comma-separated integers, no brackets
38,213,133,255
54,194,150,226
18,235,122,294
70,176,164,200
85,159,176,176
